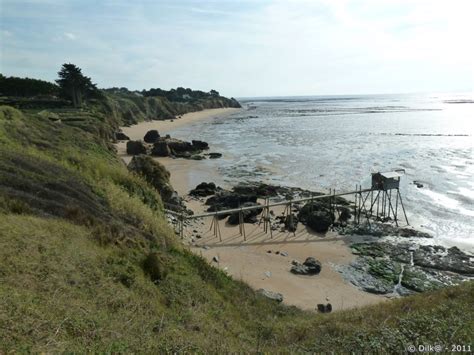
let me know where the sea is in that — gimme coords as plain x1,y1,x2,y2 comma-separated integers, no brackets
168,92,474,252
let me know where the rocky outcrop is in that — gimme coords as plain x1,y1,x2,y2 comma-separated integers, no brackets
126,140,147,155
227,202,263,225
151,141,171,157
298,201,335,233
290,257,322,275
337,241,473,295
205,191,258,211
337,223,433,238
144,129,160,143
148,137,209,159
191,140,209,150
189,182,218,197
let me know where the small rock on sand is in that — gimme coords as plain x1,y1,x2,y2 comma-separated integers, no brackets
257,289,283,303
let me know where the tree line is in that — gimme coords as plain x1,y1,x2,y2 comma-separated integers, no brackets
2,63,223,107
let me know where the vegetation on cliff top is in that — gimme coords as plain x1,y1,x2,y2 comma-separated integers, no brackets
0,68,472,352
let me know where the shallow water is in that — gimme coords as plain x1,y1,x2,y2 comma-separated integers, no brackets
169,93,474,251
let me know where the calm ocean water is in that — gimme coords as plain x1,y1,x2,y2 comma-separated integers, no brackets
169,93,474,251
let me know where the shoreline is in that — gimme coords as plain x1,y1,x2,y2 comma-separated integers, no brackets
116,108,238,194
116,107,472,312
115,107,389,311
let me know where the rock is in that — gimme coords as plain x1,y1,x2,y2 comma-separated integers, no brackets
202,246,210,250
303,257,322,274
413,180,424,188
343,241,473,294
227,202,263,225
267,250,272,253
285,214,298,232
195,234,201,239
306,211,333,233
167,139,194,154
190,154,204,160
298,201,335,233
189,182,217,197
115,132,130,140
126,140,147,155
144,130,160,143
338,223,433,239
212,256,219,263
208,152,222,159
264,271,272,278
151,141,171,157
257,289,283,303
280,252,288,257
316,303,332,313
338,206,352,222
206,191,258,211
191,140,209,150
290,257,322,275
413,245,474,275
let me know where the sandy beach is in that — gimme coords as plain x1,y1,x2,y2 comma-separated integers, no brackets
116,107,388,312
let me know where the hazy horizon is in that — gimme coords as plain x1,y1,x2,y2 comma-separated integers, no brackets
1,0,473,97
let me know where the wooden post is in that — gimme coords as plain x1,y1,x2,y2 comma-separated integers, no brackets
397,189,409,225
354,185,358,224
395,188,399,223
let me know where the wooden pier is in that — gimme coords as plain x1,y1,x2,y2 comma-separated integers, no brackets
165,171,410,240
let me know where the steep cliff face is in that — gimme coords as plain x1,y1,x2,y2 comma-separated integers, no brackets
101,92,241,126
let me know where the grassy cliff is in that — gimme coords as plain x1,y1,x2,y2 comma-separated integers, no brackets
0,103,472,352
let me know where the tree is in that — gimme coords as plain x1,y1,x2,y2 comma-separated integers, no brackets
209,89,219,97
56,63,98,107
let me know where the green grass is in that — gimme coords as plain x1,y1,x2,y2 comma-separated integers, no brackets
0,103,473,352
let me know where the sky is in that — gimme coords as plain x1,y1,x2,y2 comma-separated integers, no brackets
1,0,473,97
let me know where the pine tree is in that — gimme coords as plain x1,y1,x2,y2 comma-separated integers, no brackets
56,63,98,107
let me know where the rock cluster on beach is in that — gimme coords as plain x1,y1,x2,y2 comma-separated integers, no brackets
290,257,322,275
125,129,222,160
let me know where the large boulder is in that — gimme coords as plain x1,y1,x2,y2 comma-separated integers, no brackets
227,202,263,225
167,139,194,154
191,140,209,150
306,211,334,233
144,130,160,143
151,141,171,157
298,200,335,233
189,182,217,197
126,140,147,155
127,155,174,202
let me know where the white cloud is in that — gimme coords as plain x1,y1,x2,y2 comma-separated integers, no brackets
64,32,76,40
1,0,473,96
